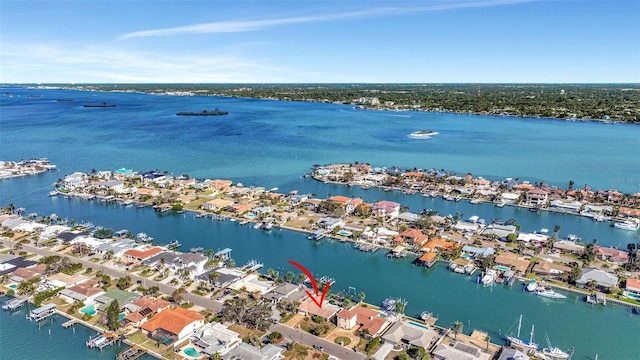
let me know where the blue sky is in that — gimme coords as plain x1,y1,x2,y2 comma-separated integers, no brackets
1,0,638,83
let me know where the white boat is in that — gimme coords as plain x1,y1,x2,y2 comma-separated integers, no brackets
541,333,571,359
613,220,640,231
409,130,439,138
506,314,539,351
526,280,538,292
420,311,432,321
535,288,567,299
48,191,58,197
480,269,497,285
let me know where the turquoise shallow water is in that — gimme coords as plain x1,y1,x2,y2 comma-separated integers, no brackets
0,87,639,359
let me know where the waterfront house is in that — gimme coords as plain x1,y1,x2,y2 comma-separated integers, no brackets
203,198,234,211
63,172,88,190
516,232,548,244
500,192,519,204
576,269,619,291
122,297,171,327
497,348,530,360
461,245,495,259
56,230,91,243
549,199,583,213
44,272,90,289
336,305,389,336
123,247,164,262
264,283,306,304
196,267,244,288
228,274,274,295
136,188,159,197
191,322,241,356
316,217,345,230
531,261,572,280
95,238,137,257
94,289,139,311
624,278,640,299
222,343,283,360
417,252,438,267
229,203,255,214
373,200,401,219
618,207,640,219
59,280,105,304
525,189,548,206
113,168,133,179
208,179,233,192
140,306,205,345
494,252,530,274
422,238,459,254
432,341,491,360
553,240,585,255
329,195,363,214
593,246,628,265
482,224,517,241
397,212,420,224
143,251,207,277
9,264,47,283
298,298,341,321
393,229,428,247
140,171,167,185
381,320,439,350
94,180,125,194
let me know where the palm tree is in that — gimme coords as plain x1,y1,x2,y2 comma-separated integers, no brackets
451,320,464,339
358,291,366,303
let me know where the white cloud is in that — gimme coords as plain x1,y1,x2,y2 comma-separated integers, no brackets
0,42,291,83
119,0,530,40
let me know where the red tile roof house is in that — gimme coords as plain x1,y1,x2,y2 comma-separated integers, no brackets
329,196,363,214
297,298,341,322
594,246,629,265
123,247,164,262
336,305,390,337
141,306,205,345
624,278,640,298
392,229,428,247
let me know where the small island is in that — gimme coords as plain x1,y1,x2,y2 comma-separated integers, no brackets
176,108,229,116
82,102,117,108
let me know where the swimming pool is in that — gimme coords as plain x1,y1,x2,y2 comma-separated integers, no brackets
461,253,474,260
408,321,428,329
338,230,351,237
79,304,96,316
118,313,125,321
8,284,17,289
183,347,202,358
496,265,510,271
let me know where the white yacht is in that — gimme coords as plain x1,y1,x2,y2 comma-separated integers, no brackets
409,130,439,138
613,220,640,231
535,288,567,299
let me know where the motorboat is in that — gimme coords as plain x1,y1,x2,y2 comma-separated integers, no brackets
613,220,640,231
535,288,567,299
409,130,439,138
526,280,538,292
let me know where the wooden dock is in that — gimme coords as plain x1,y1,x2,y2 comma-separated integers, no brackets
117,345,147,360
62,318,78,328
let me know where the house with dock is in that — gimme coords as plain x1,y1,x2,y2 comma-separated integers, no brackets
140,306,205,345
576,269,619,291
624,278,640,300
432,341,491,360
381,320,439,350
28,303,57,321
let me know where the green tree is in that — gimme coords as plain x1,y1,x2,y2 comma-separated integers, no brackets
358,291,366,303
451,320,464,339
116,276,132,290
105,299,121,331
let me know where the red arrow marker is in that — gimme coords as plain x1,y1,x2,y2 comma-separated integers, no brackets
288,260,330,309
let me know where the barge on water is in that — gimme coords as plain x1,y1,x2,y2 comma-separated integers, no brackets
176,108,228,116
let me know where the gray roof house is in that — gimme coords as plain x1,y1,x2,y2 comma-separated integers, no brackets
497,348,530,360
191,323,241,357
576,269,619,290
222,343,283,360
432,341,491,360
482,224,517,240
381,320,439,349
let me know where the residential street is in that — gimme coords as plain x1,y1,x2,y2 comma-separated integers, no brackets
271,323,367,360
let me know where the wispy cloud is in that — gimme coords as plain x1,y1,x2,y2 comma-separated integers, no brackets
119,0,530,40
0,42,290,83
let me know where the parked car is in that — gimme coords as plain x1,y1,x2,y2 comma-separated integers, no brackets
313,344,324,352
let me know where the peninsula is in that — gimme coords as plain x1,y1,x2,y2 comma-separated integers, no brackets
0,158,56,179
48,83,640,123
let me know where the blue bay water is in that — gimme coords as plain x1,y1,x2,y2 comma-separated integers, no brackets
1,87,639,359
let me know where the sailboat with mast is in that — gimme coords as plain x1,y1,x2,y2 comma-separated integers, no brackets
506,314,538,352
540,333,572,359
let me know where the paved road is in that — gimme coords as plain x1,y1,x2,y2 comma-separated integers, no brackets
2,239,223,312
271,323,366,360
